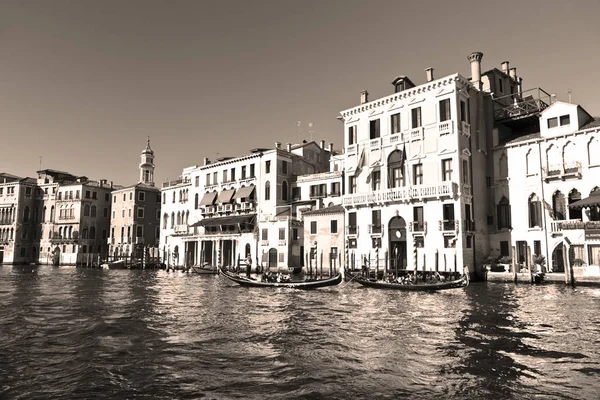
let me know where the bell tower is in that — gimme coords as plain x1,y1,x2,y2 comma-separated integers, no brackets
139,138,155,186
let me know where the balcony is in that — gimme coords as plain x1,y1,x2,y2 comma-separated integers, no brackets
346,226,358,236
551,219,600,233
463,220,476,232
368,224,384,235
439,219,458,232
260,240,269,246
543,162,582,182
409,221,427,233
59,215,76,220
406,127,423,141
438,120,454,136
223,204,233,213
369,137,382,149
461,121,471,137
174,225,188,235
50,236,79,244
241,202,256,211
309,192,327,199
278,240,286,246
342,182,458,207
204,206,216,215
347,144,358,156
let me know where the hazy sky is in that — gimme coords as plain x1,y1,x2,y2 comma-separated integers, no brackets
1,0,599,186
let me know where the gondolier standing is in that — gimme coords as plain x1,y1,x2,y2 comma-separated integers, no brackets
246,255,252,277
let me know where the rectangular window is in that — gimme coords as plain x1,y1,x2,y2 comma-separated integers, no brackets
413,164,423,185
460,100,467,122
349,176,357,194
104,208,108,218
443,203,455,230
128,208,132,217
137,207,145,219
371,170,381,191
279,228,285,240
136,225,144,237
348,212,357,235
390,166,404,188
195,176,199,187
560,114,570,126
372,237,382,249
250,164,255,177
500,241,510,257
230,168,236,181
534,240,541,256
265,160,271,174
278,252,285,263
391,113,401,134
92,191,97,199
282,161,288,174
112,210,115,219
122,209,125,217
241,166,247,179
498,78,504,94
261,228,268,241
138,191,145,201
222,170,228,183
442,159,453,181
372,210,381,233
331,182,340,196
310,221,317,235
439,99,451,122
129,192,133,200
411,107,422,128
529,199,542,228
348,126,357,145
497,201,511,230
466,236,473,248
516,241,528,265
462,159,469,183
213,172,218,184
206,174,210,186
413,206,424,231
547,117,558,128
369,119,380,139
330,220,338,234
292,228,299,240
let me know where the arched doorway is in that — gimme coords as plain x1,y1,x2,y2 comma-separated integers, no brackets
245,243,251,257
268,248,278,268
388,216,407,270
551,243,565,273
52,246,61,266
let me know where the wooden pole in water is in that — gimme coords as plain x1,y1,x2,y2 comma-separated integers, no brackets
375,249,379,280
320,250,323,279
384,249,388,279
394,247,398,280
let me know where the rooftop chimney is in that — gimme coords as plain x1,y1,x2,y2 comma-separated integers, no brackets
320,140,325,149
203,157,210,166
551,93,557,103
467,51,484,90
518,77,523,94
509,67,517,81
275,141,281,149
360,90,369,104
328,142,334,153
425,67,434,82
286,143,292,152
501,61,510,75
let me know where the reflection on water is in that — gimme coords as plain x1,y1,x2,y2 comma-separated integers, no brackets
1,266,599,399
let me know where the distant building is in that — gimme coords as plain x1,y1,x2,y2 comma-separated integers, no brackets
108,140,161,261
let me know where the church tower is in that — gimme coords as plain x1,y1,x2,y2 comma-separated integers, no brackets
139,138,155,186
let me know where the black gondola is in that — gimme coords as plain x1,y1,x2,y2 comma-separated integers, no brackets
346,266,470,291
219,267,342,289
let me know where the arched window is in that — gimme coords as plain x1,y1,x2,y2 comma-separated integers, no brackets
172,192,175,203
552,191,566,220
68,226,73,238
91,205,97,218
186,211,189,225
120,227,125,240
497,196,511,229
563,141,577,168
498,153,508,178
42,206,47,222
84,204,90,217
89,227,96,239
588,137,600,166
162,193,166,204
163,213,168,229
177,211,181,225
525,150,534,175
58,227,63,238
387,150,405,188
33,207,39,222
50,206,55,221
282,181,288,201
568,189,582,220
23,206,30,223
265,181,271,201
528,193,542,228
546,144,560,175
82,227,88,239
195,193,199,209
171,212,175,228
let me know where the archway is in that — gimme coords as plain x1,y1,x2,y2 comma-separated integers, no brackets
268,248,278,268
245,243,251,257
388,216,407,271
551,243,565,273
52,246,61,266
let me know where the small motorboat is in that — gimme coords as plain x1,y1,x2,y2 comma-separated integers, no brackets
346,267,470,291
100,260,127,270
219,267,342,289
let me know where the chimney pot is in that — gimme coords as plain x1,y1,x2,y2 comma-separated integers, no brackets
360,90,369,104
329,142,334,152
275,141,281,149
509,67,517,81
467,52,484,90
425,67,434,82
501,61,510,74
286,143,292,152
320,140,325,149
203,157,210,166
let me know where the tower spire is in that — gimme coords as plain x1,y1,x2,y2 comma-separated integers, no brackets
140,138,155,186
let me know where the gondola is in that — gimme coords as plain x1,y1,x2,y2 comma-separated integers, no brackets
190,264,219,274
219,267,342,289
346,267,470,291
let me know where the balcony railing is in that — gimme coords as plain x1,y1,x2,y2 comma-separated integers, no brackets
368,224,384,235
347,144,358,156
346,226,358,236
369,137,382,149
342,182,458,207
278,240,286,246
543,162,582,181
406,127,423,141
463,220,476,232
409,221,426,233
438,120,454,136
174,224,188,234
310,192,327,199
439,219,458,232
551,219,600,233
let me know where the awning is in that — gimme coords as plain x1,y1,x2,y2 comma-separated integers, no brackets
233,185,255,200
199,192,217,206
217,189,236,203
194,214,256,227
569,190,600,210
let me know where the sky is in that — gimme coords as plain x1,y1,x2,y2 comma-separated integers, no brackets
1,0,599,186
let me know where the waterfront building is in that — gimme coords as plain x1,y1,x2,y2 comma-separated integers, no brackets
161,141,333,269
491,101,600,279
0,173,37,264
108,140,161,261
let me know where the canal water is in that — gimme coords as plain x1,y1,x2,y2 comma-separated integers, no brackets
1,266,599,399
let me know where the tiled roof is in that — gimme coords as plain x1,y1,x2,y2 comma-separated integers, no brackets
582,117,600,130
505,132,541,145
303,204,344,216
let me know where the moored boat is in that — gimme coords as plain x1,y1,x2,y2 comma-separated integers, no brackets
219,267,342,289
191,264,219,274
346,266,470,291
100,259,127,270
